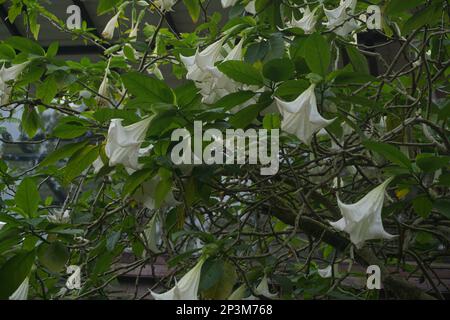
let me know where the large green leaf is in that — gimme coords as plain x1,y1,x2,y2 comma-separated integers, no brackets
122,72,174,104
363,140,412,169
5,36,45,56
63,145,100,184
183,0,201,23
263,58,294,82
416,154,450,173
37,241,69,273
217,61,264,86
0,250,35,299
15,178,40,218
303,33,330,76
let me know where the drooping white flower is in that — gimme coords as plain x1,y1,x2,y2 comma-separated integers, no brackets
66,265,81,290
102,11,121,39
245,1,256,15
287,6,319,34
276,84,335,145
155,0,177,12
0,62,29,105
324,0,358,37
0,221,5,229
180,38,225,83
221,0,239,8
133,175,178,210
9,277,29,300
142,214,160,254
47,209,70,224
151,258,205,300
97,70,110,106
317,264,340,278
254,275,277,299
243,275,278,300
105,117,153,170
330,177,397,248
180,37,247,104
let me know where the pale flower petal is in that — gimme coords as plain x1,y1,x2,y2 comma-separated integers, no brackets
155,0,177,12
105,117,153,170
324,0,358,37
330,177,397,248
9,277,29,300
102,11,120,39
276,84,335,145
287,6,319,34
151,258,205,300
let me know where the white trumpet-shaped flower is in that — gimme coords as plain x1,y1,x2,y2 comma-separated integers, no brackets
180,37,247,104
330,177,397,248
180,38,225,83
254,275,277,299
287,6,319,34
155,0,177,12
0,62,29,105
9,277,29,300
105,117,153,170
102,11,121,39
317,264,340,278
151,258,205,300
276,84,335,145
221,0,239,8
47,209,70,224
0,221,5,229
142,214,160,254
66,265,81,290
97,69,110,106
245,1,256,15
243,275,278,300
324,0,358,37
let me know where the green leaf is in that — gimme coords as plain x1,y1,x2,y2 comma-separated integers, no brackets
217,61,264,86
0,44,16,60
15,178,40,218
385,0,423,15
36,76,58,104
155,177,172,208
214,91,255,111
416,154,450,173
334,72,377,84
275,79,309,100
402,2,442,34
5,36,45,56
229,103,267,128
37,241,69,273
433,198,450,219
53,123,88,139
46,42,59,58
122,169,154,197
0,250,35,299
346,46,369,74
412,196,433,218
199,258,224,292
363,140,412,169
183,0,201,23
303,33,330,76
97,0,121,14
263,58,294,82
262,113,281,130
21,106,40,138
202,261,237,299
63,145,99,184
39,141,88,168
122,72,174,104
